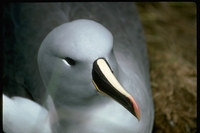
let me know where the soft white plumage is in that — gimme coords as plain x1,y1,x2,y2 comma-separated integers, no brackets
3,94,51,133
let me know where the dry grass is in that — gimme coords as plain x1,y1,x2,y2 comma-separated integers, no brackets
136,2,196,133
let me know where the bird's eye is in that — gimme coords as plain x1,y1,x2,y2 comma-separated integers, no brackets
63,57,76,66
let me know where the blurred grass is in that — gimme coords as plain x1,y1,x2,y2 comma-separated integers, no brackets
136,2,196,133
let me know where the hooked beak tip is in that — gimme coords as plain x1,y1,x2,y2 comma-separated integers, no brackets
129,96,140,121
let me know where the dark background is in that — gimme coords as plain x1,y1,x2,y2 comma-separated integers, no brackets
136,2,196,133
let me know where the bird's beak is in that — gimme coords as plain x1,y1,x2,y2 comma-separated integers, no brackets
92,58,140,121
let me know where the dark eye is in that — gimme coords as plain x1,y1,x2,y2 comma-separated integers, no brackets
64,57,76,66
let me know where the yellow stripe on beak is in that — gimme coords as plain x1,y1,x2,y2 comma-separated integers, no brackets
92,58,140,120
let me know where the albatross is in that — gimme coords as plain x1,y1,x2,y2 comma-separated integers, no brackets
3,3,154,133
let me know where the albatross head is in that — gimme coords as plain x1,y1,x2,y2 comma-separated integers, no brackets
38,19,140,120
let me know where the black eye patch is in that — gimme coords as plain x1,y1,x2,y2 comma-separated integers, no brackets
64,57,76,66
